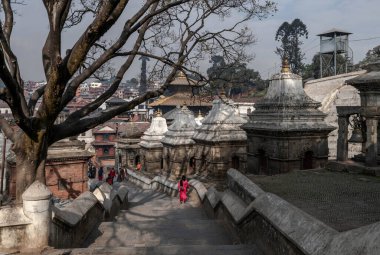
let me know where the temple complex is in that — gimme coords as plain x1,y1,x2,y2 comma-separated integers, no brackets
242,60,335,174
193,94,247,178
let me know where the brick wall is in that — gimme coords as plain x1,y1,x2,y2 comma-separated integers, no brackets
8,158,89,200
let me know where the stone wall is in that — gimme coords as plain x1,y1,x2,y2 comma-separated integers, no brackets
45,160,88,200
127,168,380,255
162,145,195,179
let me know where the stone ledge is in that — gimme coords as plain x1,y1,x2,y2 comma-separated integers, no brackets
52,192,99,227
317,221,380,255
227,168,264,204
252,192,337,255
0,206,31,228
220,190,247,223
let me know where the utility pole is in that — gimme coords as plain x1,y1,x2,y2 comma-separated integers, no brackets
0,133,7,206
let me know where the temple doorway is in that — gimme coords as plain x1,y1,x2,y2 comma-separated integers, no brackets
302,151,313,170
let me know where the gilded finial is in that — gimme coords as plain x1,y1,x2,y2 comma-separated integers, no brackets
281,58,291,73
198,110,203,117
177,70,186,78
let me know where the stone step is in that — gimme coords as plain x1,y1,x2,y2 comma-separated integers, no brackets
118,206,209,221
88,219,232,247
46,245,261,255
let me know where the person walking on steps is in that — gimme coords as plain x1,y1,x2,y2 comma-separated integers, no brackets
98,166,104,181
178,175,189,204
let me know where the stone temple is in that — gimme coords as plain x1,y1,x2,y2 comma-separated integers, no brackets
193,93,247,178
139,110,168,174
161,106,197,179
242,60,335,174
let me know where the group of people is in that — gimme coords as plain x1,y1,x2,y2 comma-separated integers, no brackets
87,161,127,186
89,161,190,204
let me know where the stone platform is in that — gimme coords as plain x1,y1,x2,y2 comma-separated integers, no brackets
248,169,380,232
326,160,380,176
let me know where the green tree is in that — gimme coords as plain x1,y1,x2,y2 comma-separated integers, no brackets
207,55,265,96
303,53,351,80
275,18,308,74
0,0,276,200
355,45,380,69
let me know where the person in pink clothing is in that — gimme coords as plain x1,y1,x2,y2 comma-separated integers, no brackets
178,175,189,204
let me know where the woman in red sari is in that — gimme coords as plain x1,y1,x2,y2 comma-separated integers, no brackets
178,175,189,204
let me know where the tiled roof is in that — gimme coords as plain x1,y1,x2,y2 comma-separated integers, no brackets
117,122,150,138
149,93,212,107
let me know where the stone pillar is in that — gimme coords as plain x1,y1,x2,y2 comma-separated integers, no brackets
22,181,52,249
365,118,378,167
337,115,349,161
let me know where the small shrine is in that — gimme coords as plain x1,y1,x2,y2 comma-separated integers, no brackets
242,59,335,174
161,106,197,179
139,110,168,174
339,46,380,168
192,94,247,178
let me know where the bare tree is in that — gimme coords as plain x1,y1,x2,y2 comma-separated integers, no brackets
0,0,276,201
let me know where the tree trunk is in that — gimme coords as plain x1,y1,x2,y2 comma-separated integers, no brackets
13,130,48,202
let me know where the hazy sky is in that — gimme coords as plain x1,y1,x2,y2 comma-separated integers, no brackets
8,0,380,81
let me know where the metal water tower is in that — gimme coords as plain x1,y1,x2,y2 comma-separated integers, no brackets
318,28,353,78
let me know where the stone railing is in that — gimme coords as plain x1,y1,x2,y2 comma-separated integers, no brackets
0,181,128,250
127,168,380,255
126,169,207,205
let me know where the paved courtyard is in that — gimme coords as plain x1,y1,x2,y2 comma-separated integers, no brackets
248,169,380,232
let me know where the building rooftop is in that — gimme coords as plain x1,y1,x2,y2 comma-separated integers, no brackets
317,28,352,37
93,126,116,134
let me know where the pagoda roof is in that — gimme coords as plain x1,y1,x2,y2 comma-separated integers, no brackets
149,92,212,107
169,71,199,86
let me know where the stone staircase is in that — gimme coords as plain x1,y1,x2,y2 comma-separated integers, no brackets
47,182,260,255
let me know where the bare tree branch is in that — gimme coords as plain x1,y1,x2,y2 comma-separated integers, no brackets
60,0,184,107
59,1,161,126
0,116,14,142
1,0,13,42
28,85,46,115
